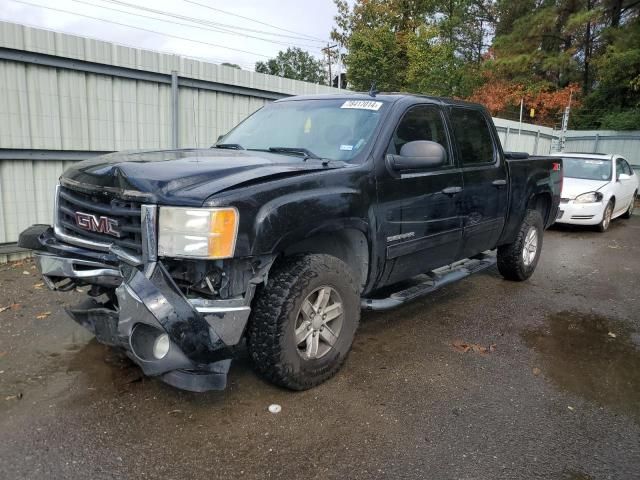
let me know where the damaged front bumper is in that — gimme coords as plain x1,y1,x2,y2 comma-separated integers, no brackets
22,225,258,392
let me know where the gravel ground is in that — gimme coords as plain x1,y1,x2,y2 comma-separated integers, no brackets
0,216,639,480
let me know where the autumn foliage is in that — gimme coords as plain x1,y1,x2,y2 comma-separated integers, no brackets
469,75,581,127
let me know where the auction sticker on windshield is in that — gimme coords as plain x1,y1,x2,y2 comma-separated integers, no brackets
341,100,383,111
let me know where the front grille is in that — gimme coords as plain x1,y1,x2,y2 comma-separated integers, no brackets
57,186,143,253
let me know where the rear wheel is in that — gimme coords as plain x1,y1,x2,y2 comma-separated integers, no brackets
597,200,614,232
621,192,636,219
247,254,360,390
497,210,544,281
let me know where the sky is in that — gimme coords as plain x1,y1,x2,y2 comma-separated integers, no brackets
0,0,341,70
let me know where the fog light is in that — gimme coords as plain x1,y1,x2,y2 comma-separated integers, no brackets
153,333,170,359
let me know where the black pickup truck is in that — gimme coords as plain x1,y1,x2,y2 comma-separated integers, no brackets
20,93,562,392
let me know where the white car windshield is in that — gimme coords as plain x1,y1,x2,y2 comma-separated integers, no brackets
218,99,387,162
562,157,612,181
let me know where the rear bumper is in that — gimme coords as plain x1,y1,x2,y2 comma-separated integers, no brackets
24,226,254,392
556,201,604,225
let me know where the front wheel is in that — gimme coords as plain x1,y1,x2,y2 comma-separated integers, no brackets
497,210,544,281
247,254,360,390
597,200,614,232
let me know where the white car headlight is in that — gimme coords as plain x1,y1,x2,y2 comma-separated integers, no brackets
574,192,603,203
158,207,239,259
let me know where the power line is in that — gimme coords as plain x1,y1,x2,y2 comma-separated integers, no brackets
183,0,328,43
100,0,327,44
9,0,274,59
3,19,257,69
68,0,325,52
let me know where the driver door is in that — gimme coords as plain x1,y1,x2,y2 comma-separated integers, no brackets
376,104,464,286
615,157,635,214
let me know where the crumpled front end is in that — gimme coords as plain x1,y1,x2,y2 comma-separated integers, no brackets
20,188,269,392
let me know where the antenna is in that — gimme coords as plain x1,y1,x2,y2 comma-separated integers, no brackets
368,82,378,98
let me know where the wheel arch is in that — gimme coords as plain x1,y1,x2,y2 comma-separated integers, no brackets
279,227,370,291
527,192,552,226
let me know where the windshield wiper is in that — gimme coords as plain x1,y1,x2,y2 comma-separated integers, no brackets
214,143,245,150
267,146,321,160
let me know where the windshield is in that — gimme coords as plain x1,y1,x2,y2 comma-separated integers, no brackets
218,99,387,162
562,157,612,181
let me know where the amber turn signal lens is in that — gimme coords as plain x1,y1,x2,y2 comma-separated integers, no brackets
208,208,239,258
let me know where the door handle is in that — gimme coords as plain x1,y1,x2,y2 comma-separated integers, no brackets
492,179,507,187
441,186,462,196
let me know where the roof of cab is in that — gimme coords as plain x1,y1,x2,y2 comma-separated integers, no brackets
275,92,482,108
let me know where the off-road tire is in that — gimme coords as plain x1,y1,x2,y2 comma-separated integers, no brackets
497,209,544,281
247,254,360,390
597,200,614,232
621,192,636,219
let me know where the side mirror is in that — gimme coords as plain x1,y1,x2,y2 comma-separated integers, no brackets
618,173,630,181
217,134,224,142
386,141,446,172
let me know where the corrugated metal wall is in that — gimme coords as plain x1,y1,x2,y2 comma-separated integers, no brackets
564,131,640,164
1,21,639,263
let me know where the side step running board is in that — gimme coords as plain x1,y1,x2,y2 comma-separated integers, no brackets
361,253,497,311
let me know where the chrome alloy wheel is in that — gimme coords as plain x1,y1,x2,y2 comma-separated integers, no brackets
522,227,538,267
603,203,613,229
294,286,344,360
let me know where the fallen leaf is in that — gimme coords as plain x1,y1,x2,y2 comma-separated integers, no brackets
532,367,541,376
0,351,7,359
607,332,617,338
33,282,44,289
36,312,51,320
168,409,183,415
451,340,495,355
22,271,30,275
567,406,575,411
0,303,20,314
452,340,471,353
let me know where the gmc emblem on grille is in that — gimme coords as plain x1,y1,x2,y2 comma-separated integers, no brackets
74,212,121,238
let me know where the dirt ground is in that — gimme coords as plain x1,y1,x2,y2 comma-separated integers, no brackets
0,216,639,480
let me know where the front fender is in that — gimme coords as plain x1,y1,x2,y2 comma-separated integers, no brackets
251,187,364,254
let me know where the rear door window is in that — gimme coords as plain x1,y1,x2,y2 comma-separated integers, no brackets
449,108,496,166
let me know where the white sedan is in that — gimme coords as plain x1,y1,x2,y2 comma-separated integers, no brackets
550,152,639,232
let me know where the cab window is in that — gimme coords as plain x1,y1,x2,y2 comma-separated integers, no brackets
387,105,451,166
449,107,496,165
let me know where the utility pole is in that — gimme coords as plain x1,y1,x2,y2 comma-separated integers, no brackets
559,89,573,152
322,44,338,87
518,98,524,142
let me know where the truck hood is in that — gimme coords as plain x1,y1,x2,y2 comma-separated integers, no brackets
561,177,610,199
60,148,346,205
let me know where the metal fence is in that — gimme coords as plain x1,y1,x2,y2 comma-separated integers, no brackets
1,21,639,262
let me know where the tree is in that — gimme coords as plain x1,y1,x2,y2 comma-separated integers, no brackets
573,12,640,129
255,48,326,84
331,0,493,95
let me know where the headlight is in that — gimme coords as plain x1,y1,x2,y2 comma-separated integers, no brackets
158,207,239,258
574,192,603,203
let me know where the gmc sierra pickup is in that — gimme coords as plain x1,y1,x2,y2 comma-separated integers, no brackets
19,93,562,392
